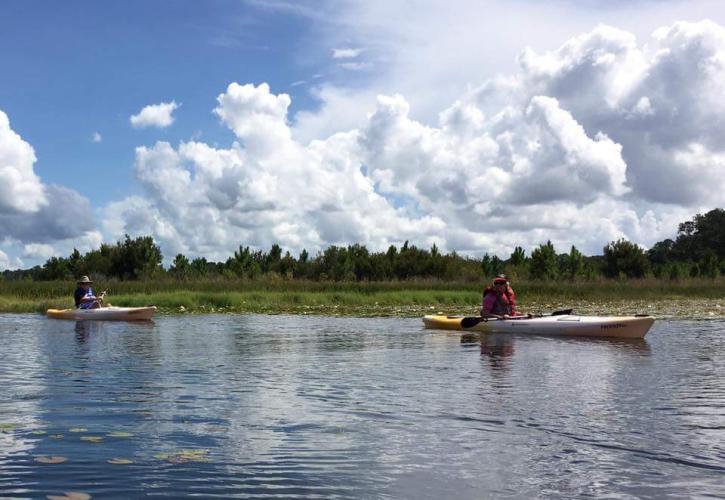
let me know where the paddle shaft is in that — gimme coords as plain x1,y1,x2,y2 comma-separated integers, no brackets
461,309,573,328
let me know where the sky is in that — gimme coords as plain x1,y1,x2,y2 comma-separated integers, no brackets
2,0,725,269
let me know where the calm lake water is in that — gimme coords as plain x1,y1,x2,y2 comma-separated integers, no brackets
1,314,724,499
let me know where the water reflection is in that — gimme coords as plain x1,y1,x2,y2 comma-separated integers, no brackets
74,320,103,343
479,334,515,371
0,315,723,499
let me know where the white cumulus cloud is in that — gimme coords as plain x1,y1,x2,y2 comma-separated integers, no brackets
0,110,46,213
0,108,100,267
130,101,180,129
22,243,56,260
105,20,725,260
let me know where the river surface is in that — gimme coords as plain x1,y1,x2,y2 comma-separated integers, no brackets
0,314,724,499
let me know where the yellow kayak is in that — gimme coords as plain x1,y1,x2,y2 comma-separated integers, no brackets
423,314,655,339
47,306,157,321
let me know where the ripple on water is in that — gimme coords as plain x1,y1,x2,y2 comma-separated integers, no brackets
0,314,723,498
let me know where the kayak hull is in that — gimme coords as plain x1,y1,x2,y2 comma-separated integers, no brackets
47,306,157,321
422,314,654,339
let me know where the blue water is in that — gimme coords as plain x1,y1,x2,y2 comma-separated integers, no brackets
0,314,724,499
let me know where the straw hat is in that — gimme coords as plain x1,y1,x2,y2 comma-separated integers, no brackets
77,275,93,284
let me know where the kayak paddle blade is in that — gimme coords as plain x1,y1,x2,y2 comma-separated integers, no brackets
551,308,573,316
461,316,484,328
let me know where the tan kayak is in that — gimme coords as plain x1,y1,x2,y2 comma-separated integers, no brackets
422,314,655,339
47,306,157,321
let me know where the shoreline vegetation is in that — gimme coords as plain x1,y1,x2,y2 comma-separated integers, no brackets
2,209,723,319
2,278,724,319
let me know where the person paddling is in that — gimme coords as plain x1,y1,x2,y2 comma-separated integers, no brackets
480,274,517,319
74,276,106,309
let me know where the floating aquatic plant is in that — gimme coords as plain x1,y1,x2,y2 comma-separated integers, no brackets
46,492,91,500
0,423,15,433
106,431,133,438
107,458,133,465
69,427,87,433
154,448,210,464
34,455,67,464
80,436,104,443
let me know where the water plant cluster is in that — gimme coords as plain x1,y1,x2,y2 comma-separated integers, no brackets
1,278,723,318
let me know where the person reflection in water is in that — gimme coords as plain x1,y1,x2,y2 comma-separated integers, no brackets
74,320,103,344
75,321,90,343
480,334,515,370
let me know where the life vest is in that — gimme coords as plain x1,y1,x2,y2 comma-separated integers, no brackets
482,285,516,315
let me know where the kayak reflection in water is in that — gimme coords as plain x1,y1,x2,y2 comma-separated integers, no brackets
74,275,106,309
480,274,520,319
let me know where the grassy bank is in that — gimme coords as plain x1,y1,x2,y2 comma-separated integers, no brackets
1,278,724,318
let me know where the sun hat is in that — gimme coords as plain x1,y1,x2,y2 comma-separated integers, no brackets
77,275,93,284
493,274,508,284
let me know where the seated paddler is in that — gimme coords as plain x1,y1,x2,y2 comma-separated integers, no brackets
480,274,517,319
74,275,106,309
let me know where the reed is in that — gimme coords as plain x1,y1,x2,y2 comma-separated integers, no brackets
1,277,724,316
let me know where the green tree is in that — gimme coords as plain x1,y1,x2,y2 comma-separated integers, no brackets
279,251,297,278
529,241,558,281
41,257,71,280
110,235,163,280
509,246,526,266
170,253,190,279
481,253,494,277
563,245,584,280
265,244,283,274
672,209,725,261
602,239,648,279
190,257,209,277
700,249,720,278
68,248,82,278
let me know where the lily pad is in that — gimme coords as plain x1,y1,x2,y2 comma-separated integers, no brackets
106,431,133,438
46,492,91,500
0,423,15,433
80,436,104,443
155,449,211,464
31,430,47,435
49,434,65,439
35,455,68,464
69,427,87,433
107,458,133,465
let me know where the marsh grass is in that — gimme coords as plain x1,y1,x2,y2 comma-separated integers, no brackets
2,278,724,317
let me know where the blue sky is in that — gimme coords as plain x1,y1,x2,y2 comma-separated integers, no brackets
2,0,725,269
0,1,327,207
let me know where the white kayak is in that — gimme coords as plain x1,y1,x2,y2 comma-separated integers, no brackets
422,314,655,339
47,306,157,321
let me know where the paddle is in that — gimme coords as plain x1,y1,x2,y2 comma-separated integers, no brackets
460,308,573,329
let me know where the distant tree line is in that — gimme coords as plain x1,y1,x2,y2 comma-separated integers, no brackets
2,209,724,282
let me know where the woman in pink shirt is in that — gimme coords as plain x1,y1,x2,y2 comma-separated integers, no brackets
480,274,517,318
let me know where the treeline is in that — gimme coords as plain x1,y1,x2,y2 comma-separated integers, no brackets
3,209,724,282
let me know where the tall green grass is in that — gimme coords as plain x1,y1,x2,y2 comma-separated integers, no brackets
2,277,724,315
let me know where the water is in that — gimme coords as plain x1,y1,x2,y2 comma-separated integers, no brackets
0,314,723,499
